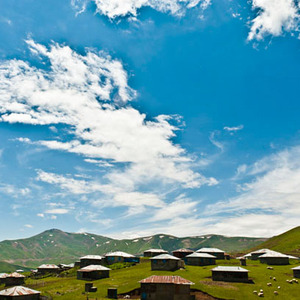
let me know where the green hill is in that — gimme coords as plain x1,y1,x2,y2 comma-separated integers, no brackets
249,226,300,256
0,229,266,268
0,261,31,273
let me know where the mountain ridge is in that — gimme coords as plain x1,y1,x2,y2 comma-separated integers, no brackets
0,228,267,268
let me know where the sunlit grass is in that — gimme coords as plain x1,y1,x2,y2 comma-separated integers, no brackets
22,258,300,299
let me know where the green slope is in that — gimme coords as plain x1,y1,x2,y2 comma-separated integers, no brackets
0,261,31,273
0,229,266,268
23,258,300,300
250,226,300,256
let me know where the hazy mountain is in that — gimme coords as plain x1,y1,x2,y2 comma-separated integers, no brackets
0,229,266,267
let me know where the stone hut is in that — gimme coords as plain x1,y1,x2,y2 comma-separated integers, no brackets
0,286,40,300
184,252,216,266
58,263,74,270
77,265,111,281
0,274,8,285
196,248,225,259
4,273,25,286
172,249,194,259
140,275,194,300
105,251,140,264
150,254,184,271
79,255,105,268
292,266,300,278
258,251,290,265
212,266,249,283
247,249,270,260
37,264,60,275
144,249,168,257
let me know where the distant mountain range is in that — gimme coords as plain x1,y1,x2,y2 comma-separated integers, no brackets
0,229,267,269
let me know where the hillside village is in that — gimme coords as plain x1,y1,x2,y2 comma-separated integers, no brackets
0,227,300,299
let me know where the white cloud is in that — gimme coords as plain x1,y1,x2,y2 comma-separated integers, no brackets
71,0,210,19
24,224,33,228
45,208,69,214
223,125,244,132
151,195,197,221
0,184,31,197
0,40,219,235
0,40,215,203
36,170,103,194
248,0,299,40
204,146,300,236
209,131,224,152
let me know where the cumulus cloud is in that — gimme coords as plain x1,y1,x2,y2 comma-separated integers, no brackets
0,40,216,222
72,0,210,19
248,0,300,40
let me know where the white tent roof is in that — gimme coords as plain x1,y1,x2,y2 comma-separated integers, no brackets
38,264,59,269
105,251,135,258
0,286,40,296
186,252,216,258
78,265,111,272
196,248,224,253
80,255,104,260
211,266,249,272
150,254,180,260
144,249,168,253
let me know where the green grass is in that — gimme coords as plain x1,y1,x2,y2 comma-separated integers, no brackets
250,226,300,256
0,261,31,273
20,258,300,299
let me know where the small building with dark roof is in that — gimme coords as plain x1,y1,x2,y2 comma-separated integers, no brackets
37,264,60,275
184,252,216,266
150,254,184,271
144,249,168,257
196,248,225,259
258,251,290,265
211,266,249,283
0,274,8,284
4,273,25,287
140,275,194,300
172,249,194,259
79,255,105,268
77,265,111,281
105,251,140,264
0,286,40,300
292,266,300,278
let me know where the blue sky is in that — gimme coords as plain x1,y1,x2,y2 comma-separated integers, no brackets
0,0,300,240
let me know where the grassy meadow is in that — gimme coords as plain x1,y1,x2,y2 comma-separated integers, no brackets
1,258,299,299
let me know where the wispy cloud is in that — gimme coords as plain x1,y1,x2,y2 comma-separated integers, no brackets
223,125,244,132
0,40,216,212
0,40,219,236
203,145,300,236
209,131,224,152
45,208,69,214
71,0,211,19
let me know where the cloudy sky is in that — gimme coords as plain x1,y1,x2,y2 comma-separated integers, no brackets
0,0,299,240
